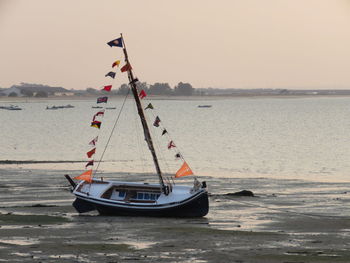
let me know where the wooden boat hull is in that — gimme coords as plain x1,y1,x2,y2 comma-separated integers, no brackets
72,190,209,217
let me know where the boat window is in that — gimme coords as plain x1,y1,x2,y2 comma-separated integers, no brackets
135,192,160,200
118,191,126,198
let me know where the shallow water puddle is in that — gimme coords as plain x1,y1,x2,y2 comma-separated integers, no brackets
123,241,157,249
0,238,39,246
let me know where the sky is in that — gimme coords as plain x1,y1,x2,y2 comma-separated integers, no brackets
1,0,350,90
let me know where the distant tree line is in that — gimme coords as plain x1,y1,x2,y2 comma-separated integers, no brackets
86,82,195,96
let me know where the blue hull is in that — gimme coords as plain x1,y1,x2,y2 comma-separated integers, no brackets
73,191,209,217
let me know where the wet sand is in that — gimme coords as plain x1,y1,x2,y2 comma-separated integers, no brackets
1,167,350,262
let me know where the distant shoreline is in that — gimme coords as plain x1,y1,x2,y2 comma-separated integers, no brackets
1,94,350,102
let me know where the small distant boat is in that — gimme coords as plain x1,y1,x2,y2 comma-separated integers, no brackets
46,104,75,110
0,105,22,110
63,104,74,108
46,106,59,110
106,107,116,110
92,106,103,109
198,105,212,108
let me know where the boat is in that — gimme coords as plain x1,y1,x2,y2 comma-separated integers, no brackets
92,106,103,109
65,34,209,217
0,105,22,110
198,105,212,108
46,104,74,110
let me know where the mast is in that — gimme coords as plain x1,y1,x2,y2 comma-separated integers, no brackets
120,34,167,193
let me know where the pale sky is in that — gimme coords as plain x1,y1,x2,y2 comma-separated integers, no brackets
1,0,350,90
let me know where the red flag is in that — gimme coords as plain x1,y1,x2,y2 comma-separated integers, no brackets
87,148,96,158
74,170,93,183
85,160,94,168
153,116,161,127
102,85,112,92
139,90,147,99
168,141,176,149
92,110,105,121
89,136,98,146
121,63,132,72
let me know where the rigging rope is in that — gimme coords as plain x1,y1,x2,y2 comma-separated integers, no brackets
93,90,130,176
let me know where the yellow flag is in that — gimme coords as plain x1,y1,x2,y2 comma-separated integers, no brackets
112,60,120,68
74,170,93,183
175,162,193,178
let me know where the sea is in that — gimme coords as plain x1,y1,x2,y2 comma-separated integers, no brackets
1,96,350,182
1,96,350,262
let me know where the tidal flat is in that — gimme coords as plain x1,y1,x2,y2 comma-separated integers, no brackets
1,167,350,263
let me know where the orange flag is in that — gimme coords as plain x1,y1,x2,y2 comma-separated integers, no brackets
175,162,193,178
74,170,93,183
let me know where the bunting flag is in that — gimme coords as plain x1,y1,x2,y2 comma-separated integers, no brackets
102,85,112,92
162,129,168,136
175,162,193,178
121,63,132,72
89,136,98,146
175,153,181,159
93,110,105,120
87,148,96,158
145,103,154,110
112,60,121,68
168,140,176,149
105,72,116,79
74,169,93,183
153,116,161,127
85,160,94,168
91,121,102,129
97,96,108,104
107,37,123,47
139,90,147,99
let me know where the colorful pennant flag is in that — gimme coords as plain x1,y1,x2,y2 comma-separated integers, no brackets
121,63,132,72
89,136,98,146
105,72,116,79
102,85,112,92
153,116,161,127
139,90,147,99
85,160,94,168
107,37,123,48
93,111,105,121
168,140,176,149
175,162,193,178
87,148,96,158
145,103,154,110
74,170,93,183
112,60,121,68
97,96,108,104
162,129,168,136
91,121,102,129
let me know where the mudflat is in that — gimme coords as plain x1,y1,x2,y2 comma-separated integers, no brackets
1,167,350,262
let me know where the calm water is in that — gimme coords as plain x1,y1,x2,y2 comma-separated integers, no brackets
1,96,350,182
2,96,350,262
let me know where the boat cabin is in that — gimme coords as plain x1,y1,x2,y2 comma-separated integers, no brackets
101,185,161,203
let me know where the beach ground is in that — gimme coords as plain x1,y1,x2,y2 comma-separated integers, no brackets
1,167,350,263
